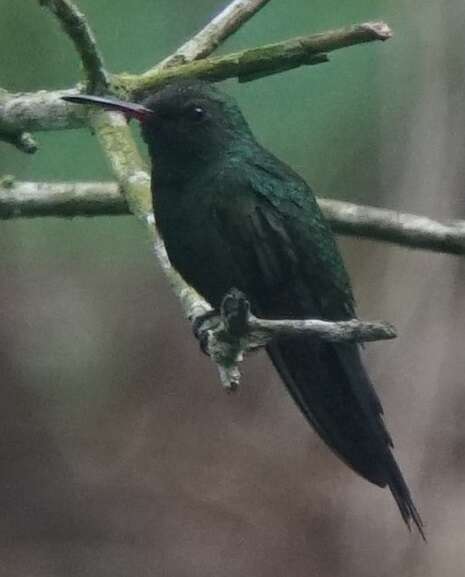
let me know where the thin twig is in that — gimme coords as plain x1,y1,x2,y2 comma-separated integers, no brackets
39,0,110,91
198,289,396,390
149,0,272,71
122,22,392,94
248,316,396,344
319,198,465,255
3,180,464,257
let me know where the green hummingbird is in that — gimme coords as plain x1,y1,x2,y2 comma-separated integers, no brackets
63,80,424,538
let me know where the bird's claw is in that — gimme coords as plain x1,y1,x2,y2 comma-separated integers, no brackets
220,288,250,337
192,310,221,355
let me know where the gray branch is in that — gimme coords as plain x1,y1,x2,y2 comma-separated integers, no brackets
3,180,465,256
0,89,40,153
149,0,272,71
318,198,465,255
198,289,395,391
39,0,110,91
0,178,124,217
247,317,396,344
0,89,86,136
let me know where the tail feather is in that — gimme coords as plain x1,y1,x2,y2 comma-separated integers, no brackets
385,452,425,540
267,334,425,539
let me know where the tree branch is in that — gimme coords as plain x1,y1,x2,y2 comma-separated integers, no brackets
0,22,391,135
0,88,87,136
3,180,464,257
0,89,39,153
318,198,465,255
0,178,124,217
88,111,151,219
149,0,272,71
39,0,110,91
119,22,392,93
196,289,396,391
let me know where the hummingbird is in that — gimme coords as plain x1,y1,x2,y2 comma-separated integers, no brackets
63,80,424,538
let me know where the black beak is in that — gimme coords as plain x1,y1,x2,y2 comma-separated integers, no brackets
61,94,153,121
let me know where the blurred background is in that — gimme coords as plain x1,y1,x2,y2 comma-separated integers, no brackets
1,0,465,575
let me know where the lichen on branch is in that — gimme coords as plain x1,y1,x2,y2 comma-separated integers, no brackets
0,21,392,136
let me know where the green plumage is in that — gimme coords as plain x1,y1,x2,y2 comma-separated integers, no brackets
145,81,423,537
62,81,424,537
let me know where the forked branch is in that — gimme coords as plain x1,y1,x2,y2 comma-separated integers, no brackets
0,21,391,136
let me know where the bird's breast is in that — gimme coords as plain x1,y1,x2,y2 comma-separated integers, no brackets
155,182,241,307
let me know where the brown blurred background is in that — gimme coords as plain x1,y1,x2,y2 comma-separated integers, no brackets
1,1,465,575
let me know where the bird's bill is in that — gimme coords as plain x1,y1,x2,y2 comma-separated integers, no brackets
61,94,152,121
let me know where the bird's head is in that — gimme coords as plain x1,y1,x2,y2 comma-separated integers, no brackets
62,80,253,164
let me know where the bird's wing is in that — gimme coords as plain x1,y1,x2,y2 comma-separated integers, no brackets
213,151,355,316
209,153,423,536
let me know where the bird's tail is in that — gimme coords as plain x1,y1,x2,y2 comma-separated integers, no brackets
267,334,425,539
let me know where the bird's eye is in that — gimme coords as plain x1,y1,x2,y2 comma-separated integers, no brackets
187,105,206,122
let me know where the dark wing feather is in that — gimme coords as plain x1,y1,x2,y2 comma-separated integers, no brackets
208,153,423,536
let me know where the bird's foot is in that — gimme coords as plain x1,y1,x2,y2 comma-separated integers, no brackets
191,289,251,357
192,309,221,355
220,288,250,338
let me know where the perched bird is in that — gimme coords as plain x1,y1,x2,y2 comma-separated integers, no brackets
63,81,424,537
